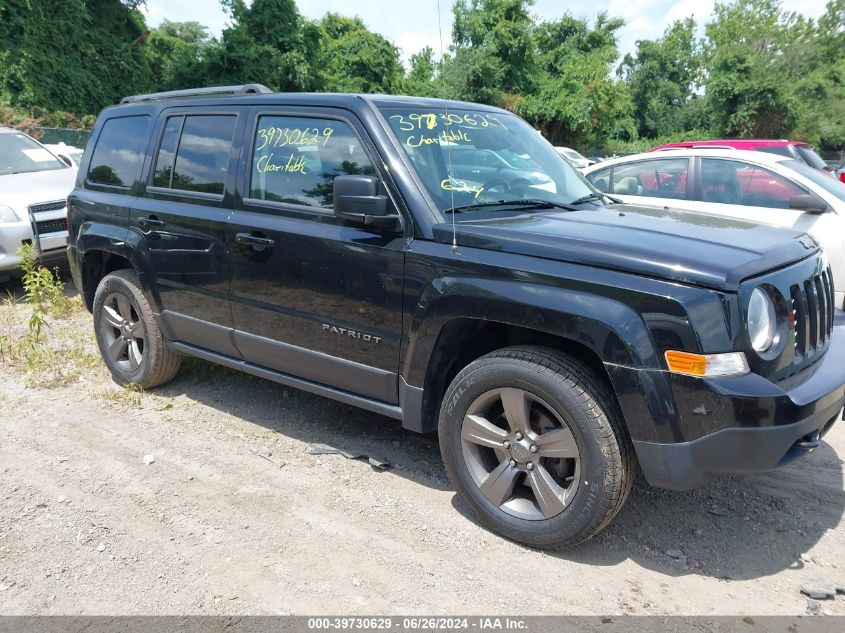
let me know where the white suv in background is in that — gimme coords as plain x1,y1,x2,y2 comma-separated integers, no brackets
0,127,78,280
583,148,845,309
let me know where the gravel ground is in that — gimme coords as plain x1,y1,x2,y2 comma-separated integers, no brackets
0,279,844,616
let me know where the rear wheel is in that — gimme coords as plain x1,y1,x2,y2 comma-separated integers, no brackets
439,346,635,548
93,269,181,389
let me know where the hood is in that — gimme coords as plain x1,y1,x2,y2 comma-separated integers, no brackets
0,167,78,213
433,203,819,291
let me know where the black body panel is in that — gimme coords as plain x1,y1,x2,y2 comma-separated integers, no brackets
67,91,845,492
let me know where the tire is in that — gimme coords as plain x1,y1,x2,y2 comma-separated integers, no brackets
438,346,635,548
92,269,181,389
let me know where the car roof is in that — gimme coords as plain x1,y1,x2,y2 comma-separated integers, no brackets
583,148,795,172
652,138,808,150
0,127,19,135
102,90,511,116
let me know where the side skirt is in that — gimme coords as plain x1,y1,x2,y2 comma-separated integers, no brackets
167,341,405,422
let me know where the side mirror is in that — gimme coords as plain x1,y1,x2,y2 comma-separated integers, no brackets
333,175,400,228
789,194,828,214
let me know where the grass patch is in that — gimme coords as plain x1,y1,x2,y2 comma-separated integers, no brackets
0,245,99,388
101,385,144,409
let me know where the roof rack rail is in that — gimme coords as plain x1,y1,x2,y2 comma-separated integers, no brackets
120,84,272,104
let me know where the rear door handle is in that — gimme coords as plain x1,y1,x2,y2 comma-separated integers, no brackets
235,232,275,247
138,216,166,228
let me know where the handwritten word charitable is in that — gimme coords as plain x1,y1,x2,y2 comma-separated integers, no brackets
256,153,307,175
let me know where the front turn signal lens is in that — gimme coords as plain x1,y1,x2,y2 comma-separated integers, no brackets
665,350,749,377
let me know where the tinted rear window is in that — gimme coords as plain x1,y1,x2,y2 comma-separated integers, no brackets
755,146,793,158
152,115,236,195
87,116,150,187
794,145,828,170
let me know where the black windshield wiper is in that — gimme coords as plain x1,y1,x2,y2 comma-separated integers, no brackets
445,199,576,214
569,192,619,206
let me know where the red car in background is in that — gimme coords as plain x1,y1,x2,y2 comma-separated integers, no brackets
650,139,836,178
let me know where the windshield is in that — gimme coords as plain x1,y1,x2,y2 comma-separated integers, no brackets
785,159,845,203
0,132,67,176
381,107,594,214
756,146,793,159
794,145,828,170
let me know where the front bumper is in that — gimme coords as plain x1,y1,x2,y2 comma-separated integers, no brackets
634,312,845,490
0,221,34,272
0,219,68,273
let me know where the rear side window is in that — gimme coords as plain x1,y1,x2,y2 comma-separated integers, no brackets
152,114,236,195
87,116,151,187
152,116,184,188
248,116,375,209
700,158,806,208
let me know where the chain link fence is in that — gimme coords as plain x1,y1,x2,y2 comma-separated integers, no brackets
31,127,91,148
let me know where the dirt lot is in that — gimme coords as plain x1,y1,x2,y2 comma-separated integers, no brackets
1,278,844,616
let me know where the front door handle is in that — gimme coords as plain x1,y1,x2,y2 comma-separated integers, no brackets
235,232,275,247
138,216,166,228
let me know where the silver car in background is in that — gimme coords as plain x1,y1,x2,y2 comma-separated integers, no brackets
0,127,77,280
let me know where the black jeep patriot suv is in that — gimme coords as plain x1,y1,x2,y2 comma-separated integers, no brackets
68,85,845,547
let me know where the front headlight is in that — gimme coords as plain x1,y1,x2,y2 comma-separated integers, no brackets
748,287,777,353
0,204,19,223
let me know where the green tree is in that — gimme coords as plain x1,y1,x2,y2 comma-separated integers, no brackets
155,20,210,45
620,19,704,138
704,0,805,137
0,0,155,113
203,0,318,91
516,13,635,147
403,47,439,97
146,20,213,90
316,14,404,93
790,0,845,147
450,0,536,99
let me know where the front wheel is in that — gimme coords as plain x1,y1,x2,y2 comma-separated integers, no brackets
439,346,635,548
93,269,181,389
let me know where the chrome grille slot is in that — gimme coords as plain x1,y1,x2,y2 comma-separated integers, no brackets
822,268,835,337
792,266,834,362
791,285,807,355
804,279,819,349
815,275,827,341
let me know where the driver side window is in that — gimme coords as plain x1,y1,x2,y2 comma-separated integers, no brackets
608,158,690,199
248,116,375,210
